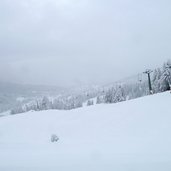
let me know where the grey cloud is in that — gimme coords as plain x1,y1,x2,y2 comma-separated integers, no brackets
0,0,171,86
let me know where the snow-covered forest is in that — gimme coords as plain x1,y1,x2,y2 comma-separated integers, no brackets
9,60,171,115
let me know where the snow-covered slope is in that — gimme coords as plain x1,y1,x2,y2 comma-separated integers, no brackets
0,92,171,171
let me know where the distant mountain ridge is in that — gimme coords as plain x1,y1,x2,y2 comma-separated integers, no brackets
0,82,68,113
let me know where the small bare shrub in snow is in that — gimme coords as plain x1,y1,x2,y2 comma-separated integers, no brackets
51,134,59,143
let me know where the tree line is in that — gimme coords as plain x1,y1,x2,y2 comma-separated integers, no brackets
11,60,171,114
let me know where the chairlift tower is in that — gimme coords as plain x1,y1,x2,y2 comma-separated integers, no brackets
166,65,171,92
143,69,153,95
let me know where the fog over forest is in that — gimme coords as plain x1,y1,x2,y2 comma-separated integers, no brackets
0,0,171,86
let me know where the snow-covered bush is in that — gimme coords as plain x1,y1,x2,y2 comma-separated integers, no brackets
51,134,59,143
87,100,94,106
96,96,104,104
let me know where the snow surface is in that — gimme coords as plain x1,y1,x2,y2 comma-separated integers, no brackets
0,92,171,171
0,110,10,117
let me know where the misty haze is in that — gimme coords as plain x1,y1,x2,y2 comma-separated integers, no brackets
0,0,171,171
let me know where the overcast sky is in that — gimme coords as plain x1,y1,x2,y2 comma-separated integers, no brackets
0,0,171,86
